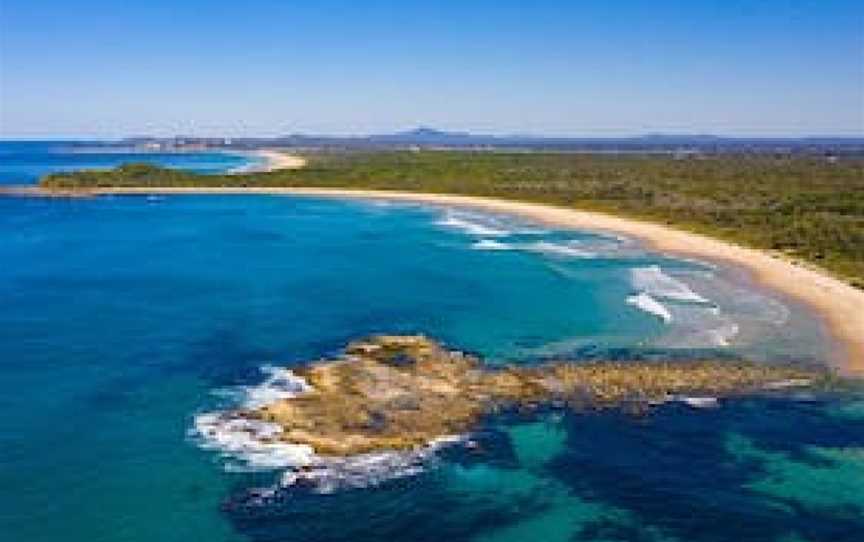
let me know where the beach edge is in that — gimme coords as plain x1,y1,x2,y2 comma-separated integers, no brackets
231,150,307,172
5,185,862,376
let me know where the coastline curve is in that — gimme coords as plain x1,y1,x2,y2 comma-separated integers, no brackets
4,185,862,376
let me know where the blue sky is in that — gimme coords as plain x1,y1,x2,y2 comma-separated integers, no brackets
1,0,861,137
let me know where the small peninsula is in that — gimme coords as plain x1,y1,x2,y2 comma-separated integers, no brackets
215,335,822,457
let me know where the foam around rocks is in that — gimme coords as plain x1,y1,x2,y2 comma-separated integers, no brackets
197,335,821,466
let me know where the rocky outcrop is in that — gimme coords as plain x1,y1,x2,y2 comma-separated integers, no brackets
243,335,819,456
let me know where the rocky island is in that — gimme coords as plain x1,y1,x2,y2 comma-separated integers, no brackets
217,335,822,458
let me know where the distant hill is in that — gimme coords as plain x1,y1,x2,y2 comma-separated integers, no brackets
367,127,479,144
116,128,864,153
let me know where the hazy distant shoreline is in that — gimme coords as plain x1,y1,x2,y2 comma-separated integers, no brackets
228,150,308,173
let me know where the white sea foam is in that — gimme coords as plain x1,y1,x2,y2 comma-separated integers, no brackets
435,209,551,237
706,321,741,347
192,413,317,469
651,304,740,348
631,265,710,303
524,241,599,258
471,239,601,258
676,396,719,409
626,266,747,347
762,378,813,390
472,239,514,251
436,212,511,236
280,435,464,493
627,292,673,323
193,408,464,493
191,365,465,494
191,366,317,470
242,365,311,409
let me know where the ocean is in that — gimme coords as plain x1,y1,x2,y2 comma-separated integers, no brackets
0,143,862,541
0,141,257,185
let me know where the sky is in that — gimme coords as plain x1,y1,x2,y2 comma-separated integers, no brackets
0,0,862,138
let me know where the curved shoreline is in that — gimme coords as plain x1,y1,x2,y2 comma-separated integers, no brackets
254,150,307,171
4,185,863,376
228,150,307,173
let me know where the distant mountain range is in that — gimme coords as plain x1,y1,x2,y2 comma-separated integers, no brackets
117,128,864,153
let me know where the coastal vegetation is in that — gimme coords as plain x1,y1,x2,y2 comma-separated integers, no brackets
39,151,864,285
229,335,821,456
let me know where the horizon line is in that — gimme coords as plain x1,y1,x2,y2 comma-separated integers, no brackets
2,131,863,142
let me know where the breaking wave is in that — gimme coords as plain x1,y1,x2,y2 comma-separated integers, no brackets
524,241,599,258
190,366,464,495
436,212,513,237
647,301,741,348
471,238,637,259
242,365,311,409
436,210,547,237
279,435,464,494
453,205,756,351
626,265,742,348
456,207,787,352
627,292,673,323
631,265,710,303
472,239,513,251
193,413,317,470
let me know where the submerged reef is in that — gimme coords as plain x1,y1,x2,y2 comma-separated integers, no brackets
220,335,820,457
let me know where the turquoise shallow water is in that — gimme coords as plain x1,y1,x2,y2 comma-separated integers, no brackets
1,146,862,541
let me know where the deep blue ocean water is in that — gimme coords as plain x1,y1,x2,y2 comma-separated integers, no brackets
1,144,862,541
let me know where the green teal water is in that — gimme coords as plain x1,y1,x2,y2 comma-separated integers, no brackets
0,148,860,541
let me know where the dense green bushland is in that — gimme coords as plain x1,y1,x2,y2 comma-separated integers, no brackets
40,152,864,285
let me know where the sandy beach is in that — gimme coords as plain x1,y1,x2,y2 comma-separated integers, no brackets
234,150,307,172
4,184,862,376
